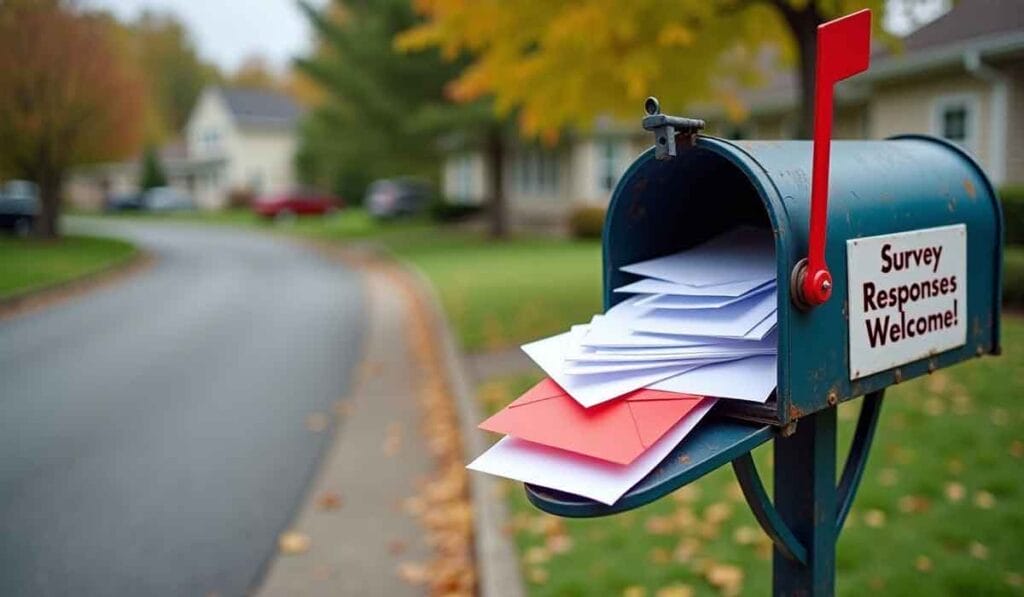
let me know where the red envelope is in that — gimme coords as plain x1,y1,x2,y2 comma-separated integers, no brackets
479,377,706,465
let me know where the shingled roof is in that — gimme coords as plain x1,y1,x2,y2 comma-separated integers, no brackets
901,0,1024,54
219,87,301,128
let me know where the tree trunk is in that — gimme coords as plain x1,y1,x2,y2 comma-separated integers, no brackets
779,4,822,139
36,171,62,239
485,126,508,239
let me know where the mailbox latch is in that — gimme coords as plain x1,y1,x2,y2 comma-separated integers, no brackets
642,97,704,160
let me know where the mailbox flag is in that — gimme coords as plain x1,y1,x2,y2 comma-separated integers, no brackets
817,9,871,85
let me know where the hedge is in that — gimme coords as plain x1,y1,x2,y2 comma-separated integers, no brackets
1000,185,1024,245
568,205,605,239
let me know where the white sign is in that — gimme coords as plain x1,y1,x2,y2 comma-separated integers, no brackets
847,224,967,380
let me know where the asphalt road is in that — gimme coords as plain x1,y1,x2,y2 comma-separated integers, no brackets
0,220,366,596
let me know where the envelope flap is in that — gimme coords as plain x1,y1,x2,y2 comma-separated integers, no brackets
624,388,704,403
507,378,566,407
628,396,707,447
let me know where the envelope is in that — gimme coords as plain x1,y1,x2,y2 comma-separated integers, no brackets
478,377,706,465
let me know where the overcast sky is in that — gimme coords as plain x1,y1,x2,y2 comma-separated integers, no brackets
86,0,949,74
86,0,327,73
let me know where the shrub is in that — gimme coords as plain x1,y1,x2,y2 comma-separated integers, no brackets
568,205,606,239
1003,247,1024,307
1001,186,1024,246
227,188,255,209
431,198,483,222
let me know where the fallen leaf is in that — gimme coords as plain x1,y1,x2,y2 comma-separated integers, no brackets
655,584,693,597
705,563,744,596
649,547,671,564
546,534,573,554
397,561,429,585
622,586,647,597
383,422,403,456
527,566,549,585
704,502,733,525
990,408,1009,426
645,515,675,535
1010,440,1024,459
1005,572,1023,587
524,546,550,565
673,537,701,562
388,539,408,555
278,531,311,555
878,468,899,486
317,491,343,511
969,541,989,560
944,482,966,502
863,509,886,528
915,555,932,572
897,495,931,514
305,412,329,433
973,490,997,509
732,525,760,546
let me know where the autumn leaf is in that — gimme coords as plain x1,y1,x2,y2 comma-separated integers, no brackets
316,491,343,511
278,531,311,555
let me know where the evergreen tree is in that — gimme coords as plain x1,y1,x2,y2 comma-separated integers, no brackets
139,145,166,190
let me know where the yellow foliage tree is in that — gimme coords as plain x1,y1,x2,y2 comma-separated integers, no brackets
398,0,887,140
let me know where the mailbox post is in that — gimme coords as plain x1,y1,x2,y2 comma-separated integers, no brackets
525,9,1002,596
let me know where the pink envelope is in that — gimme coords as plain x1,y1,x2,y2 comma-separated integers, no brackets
479,377,707,465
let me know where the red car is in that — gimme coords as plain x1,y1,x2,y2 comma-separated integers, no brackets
253,189,341,219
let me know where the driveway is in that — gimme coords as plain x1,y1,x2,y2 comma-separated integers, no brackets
0,219,365,596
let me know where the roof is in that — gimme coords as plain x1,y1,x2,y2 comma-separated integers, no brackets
218,87,301,128
900,0,1024,54
700,0,1024,119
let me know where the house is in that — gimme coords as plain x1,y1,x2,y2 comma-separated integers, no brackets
67,86,301,210
442,0,1023,228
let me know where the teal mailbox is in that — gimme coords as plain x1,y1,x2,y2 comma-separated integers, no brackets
525,10,1002,596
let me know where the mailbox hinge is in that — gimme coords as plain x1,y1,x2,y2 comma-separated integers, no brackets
641,97,705,160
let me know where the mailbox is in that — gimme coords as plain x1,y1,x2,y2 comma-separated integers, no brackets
602,134,1002,426
524,9,1003,595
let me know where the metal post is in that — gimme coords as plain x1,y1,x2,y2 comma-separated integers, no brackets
773,407,837,596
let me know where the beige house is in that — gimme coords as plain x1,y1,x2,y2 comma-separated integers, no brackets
68,87,300,210
443,0,1023,226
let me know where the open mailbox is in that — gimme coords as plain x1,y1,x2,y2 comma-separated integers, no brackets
525,10,1002,592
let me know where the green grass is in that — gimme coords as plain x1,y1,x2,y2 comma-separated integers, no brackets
0,234,137,299
477,319,1024,596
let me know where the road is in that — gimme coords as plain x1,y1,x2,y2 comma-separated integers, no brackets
0,220,366,596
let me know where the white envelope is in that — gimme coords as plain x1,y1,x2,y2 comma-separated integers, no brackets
650,355,777,403
521,332,687,407
620,227,774,287
564,360,716,375
583,330,776,357
467,398,716,505
630,290,777,339
565,341,775,363
636,284,773,310
615,277,775,298
580,315,721,349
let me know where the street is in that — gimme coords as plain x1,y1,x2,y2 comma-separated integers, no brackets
0,221,365,596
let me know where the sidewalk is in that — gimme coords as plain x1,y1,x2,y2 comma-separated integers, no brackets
257,247,522,597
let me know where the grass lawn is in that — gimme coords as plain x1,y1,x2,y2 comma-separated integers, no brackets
475,318,1024,596
0,234,137,299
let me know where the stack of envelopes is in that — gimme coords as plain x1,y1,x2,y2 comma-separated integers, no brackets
469,226,778,505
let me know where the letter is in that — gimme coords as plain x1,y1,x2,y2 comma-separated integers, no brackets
944,309,954,327
866,316,889,347
950,275,958,293
927,312,943,331
897,284,910,311
890,320,902,342
932,245,943,272
863,282,877,311
881,244,893,273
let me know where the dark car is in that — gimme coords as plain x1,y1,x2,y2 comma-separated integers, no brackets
253,189,341,220
106,191,145,212
365,178,431,219
0,180,39,236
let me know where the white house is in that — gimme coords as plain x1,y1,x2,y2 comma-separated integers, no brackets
68,86,301,211
184,87,301,209
442,0,1024,227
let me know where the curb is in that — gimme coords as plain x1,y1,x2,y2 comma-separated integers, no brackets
395,259,527,597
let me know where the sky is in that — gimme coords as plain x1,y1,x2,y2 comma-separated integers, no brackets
87,0,950,74
86,0,328,73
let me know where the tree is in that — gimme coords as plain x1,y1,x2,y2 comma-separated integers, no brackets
127,11,221,141
0,0,144,237
139,146,167,190
230,55,281,91
294,0,469,209
397,0,887,140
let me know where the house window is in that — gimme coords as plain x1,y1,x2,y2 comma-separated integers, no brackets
453,154,474,203
932,95,978,153
515,147,559,196
597,140,622,193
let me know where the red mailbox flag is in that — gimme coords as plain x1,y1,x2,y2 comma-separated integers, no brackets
803,9,872,307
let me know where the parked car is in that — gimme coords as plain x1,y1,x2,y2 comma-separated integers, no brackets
253,189,340,220
0,180,40,236
142,186,194,212
106,191,145,212
365,178,431,219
